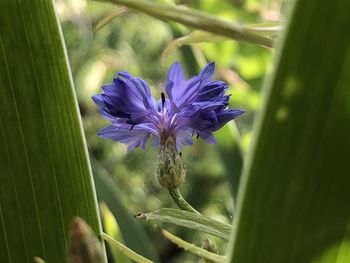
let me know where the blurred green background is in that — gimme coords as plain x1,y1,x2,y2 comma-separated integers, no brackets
57,0,281,261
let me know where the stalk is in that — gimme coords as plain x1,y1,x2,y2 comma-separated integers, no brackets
168,187,201,215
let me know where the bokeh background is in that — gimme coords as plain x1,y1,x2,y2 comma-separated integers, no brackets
57,0,282,261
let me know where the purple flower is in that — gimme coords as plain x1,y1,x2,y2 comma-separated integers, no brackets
92,62,244,150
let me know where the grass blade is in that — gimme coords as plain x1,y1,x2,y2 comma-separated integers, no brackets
0,0,105,262
102,233,153,263
228,0,350,262
100,203,131,263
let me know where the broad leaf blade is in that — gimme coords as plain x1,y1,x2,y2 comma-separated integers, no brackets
135,208,231,241
0,0,105,262
229,0,350,262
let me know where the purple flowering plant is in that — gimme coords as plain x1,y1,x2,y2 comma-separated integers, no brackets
92,61,244,151
93,61,244,214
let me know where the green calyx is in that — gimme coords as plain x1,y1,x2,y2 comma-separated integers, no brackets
156,138,186,189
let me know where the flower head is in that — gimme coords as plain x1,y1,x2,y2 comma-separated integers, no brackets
92,62,244,150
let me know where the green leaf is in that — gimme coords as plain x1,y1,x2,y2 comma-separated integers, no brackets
161,30,228,65
161,22,283,65
0,1,106,262
92,159,159,262
100,203,131,263
242,22,284,38
102,233,153,263
135,208,231,241
228,0,350,262
161,229,227,262
33,257,46,263
100,0,273,47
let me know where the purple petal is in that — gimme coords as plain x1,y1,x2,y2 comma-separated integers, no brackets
175,128,193,149
166,62,204,108
92,94,105,108
216,109,245,129
166,62,186,101
189,110,218,131
172,77,201,108
118,71,133,79
93,74,157,126
198,62,215,83
196,81,227,102
198,131,217,144
98,124,153,150
126,77,156,110
92,94,127,121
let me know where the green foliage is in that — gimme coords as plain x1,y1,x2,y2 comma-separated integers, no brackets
103,233,153,263
0,0,288,261
99,0,274,47
93,160,159,261
229,0,350,262
59,0,273,261
161,229,227,262
135,208,231,241
100,203,132,263
0,0,105,262
5,0,348,262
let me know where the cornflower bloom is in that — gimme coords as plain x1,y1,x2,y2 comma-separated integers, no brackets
92,62,244,151
93,62,244,210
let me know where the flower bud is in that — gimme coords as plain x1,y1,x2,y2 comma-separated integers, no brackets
201,238,218,263
201,238,217,253
68,217,104,263
156,137,186,188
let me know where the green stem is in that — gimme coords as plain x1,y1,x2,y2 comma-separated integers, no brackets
161,229,226,262
168,187,201,215
102,233,153,263
100,0,273,48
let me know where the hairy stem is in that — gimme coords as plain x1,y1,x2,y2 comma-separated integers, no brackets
168,187,201,215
